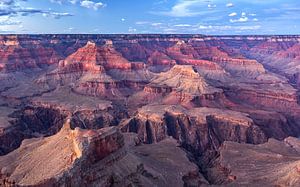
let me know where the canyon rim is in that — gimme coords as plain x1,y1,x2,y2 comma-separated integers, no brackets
0,0,300,186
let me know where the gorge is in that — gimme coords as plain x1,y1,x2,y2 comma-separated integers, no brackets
0,34,299,186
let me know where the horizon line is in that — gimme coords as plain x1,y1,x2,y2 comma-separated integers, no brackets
1,33,300,36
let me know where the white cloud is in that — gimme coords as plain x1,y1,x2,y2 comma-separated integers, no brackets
139,22,262,34
0,0,16,6
69,0,78,4
229,12,237,17
135,21,149,25
198,25,261,31
0,1,73,19
42,11,73,19
199,25,212,29
174,24,192,27
226,3,234,7
230,12,249,23
0,13,24,33
151,22,163,26
230,17,248,23
134,21,164,28
154,0,209,17
0,16,21,25
238,25,261,30
50,0,79,5
50,0,63,4
49,12,73,19
208,4,216,9
230,17,249,23
80,0,105,10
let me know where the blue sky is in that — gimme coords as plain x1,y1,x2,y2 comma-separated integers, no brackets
0,0,300,34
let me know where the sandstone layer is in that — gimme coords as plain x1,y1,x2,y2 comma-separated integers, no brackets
0,119,205,187
0,34,300,186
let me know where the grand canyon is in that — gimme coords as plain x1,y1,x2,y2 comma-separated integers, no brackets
0,34,299,186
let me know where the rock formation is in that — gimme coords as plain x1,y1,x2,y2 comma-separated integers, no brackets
0,119,205,187
0,34,299,186
120,104,294,153
204,137,300,186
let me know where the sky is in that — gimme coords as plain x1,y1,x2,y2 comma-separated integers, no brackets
0,0,300,35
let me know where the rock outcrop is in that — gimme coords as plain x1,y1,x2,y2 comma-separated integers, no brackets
204,137,300,186
0,34,300,186
0,105,66,156
0,120,205,187
224,82,300,113
0,36,62,72
121,105,268,153
141,65,227,108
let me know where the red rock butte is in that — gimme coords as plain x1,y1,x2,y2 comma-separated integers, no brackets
0,34,299,186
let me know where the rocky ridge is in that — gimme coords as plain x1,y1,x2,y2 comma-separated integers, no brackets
0,119,205,187
0,34,300,186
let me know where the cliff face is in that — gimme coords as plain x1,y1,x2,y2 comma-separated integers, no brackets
0,119,205,187
0,34,300,186
120,104,298,154
0,36,62,72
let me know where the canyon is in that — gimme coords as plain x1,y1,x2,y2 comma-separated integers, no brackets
0,34,299,186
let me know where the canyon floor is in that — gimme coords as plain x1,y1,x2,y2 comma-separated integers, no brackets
0,34,300,186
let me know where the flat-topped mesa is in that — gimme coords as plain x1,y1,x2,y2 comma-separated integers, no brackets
144,65,221,96
179,59,223,70
167,65,201,79
32,86,113,112
121,105,266,151
146,65,205,92
225,85,300,113
142,65,227,107
212,57,266,74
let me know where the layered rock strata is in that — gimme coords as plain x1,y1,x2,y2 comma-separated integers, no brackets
0,120,205,187
204,137,300,186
